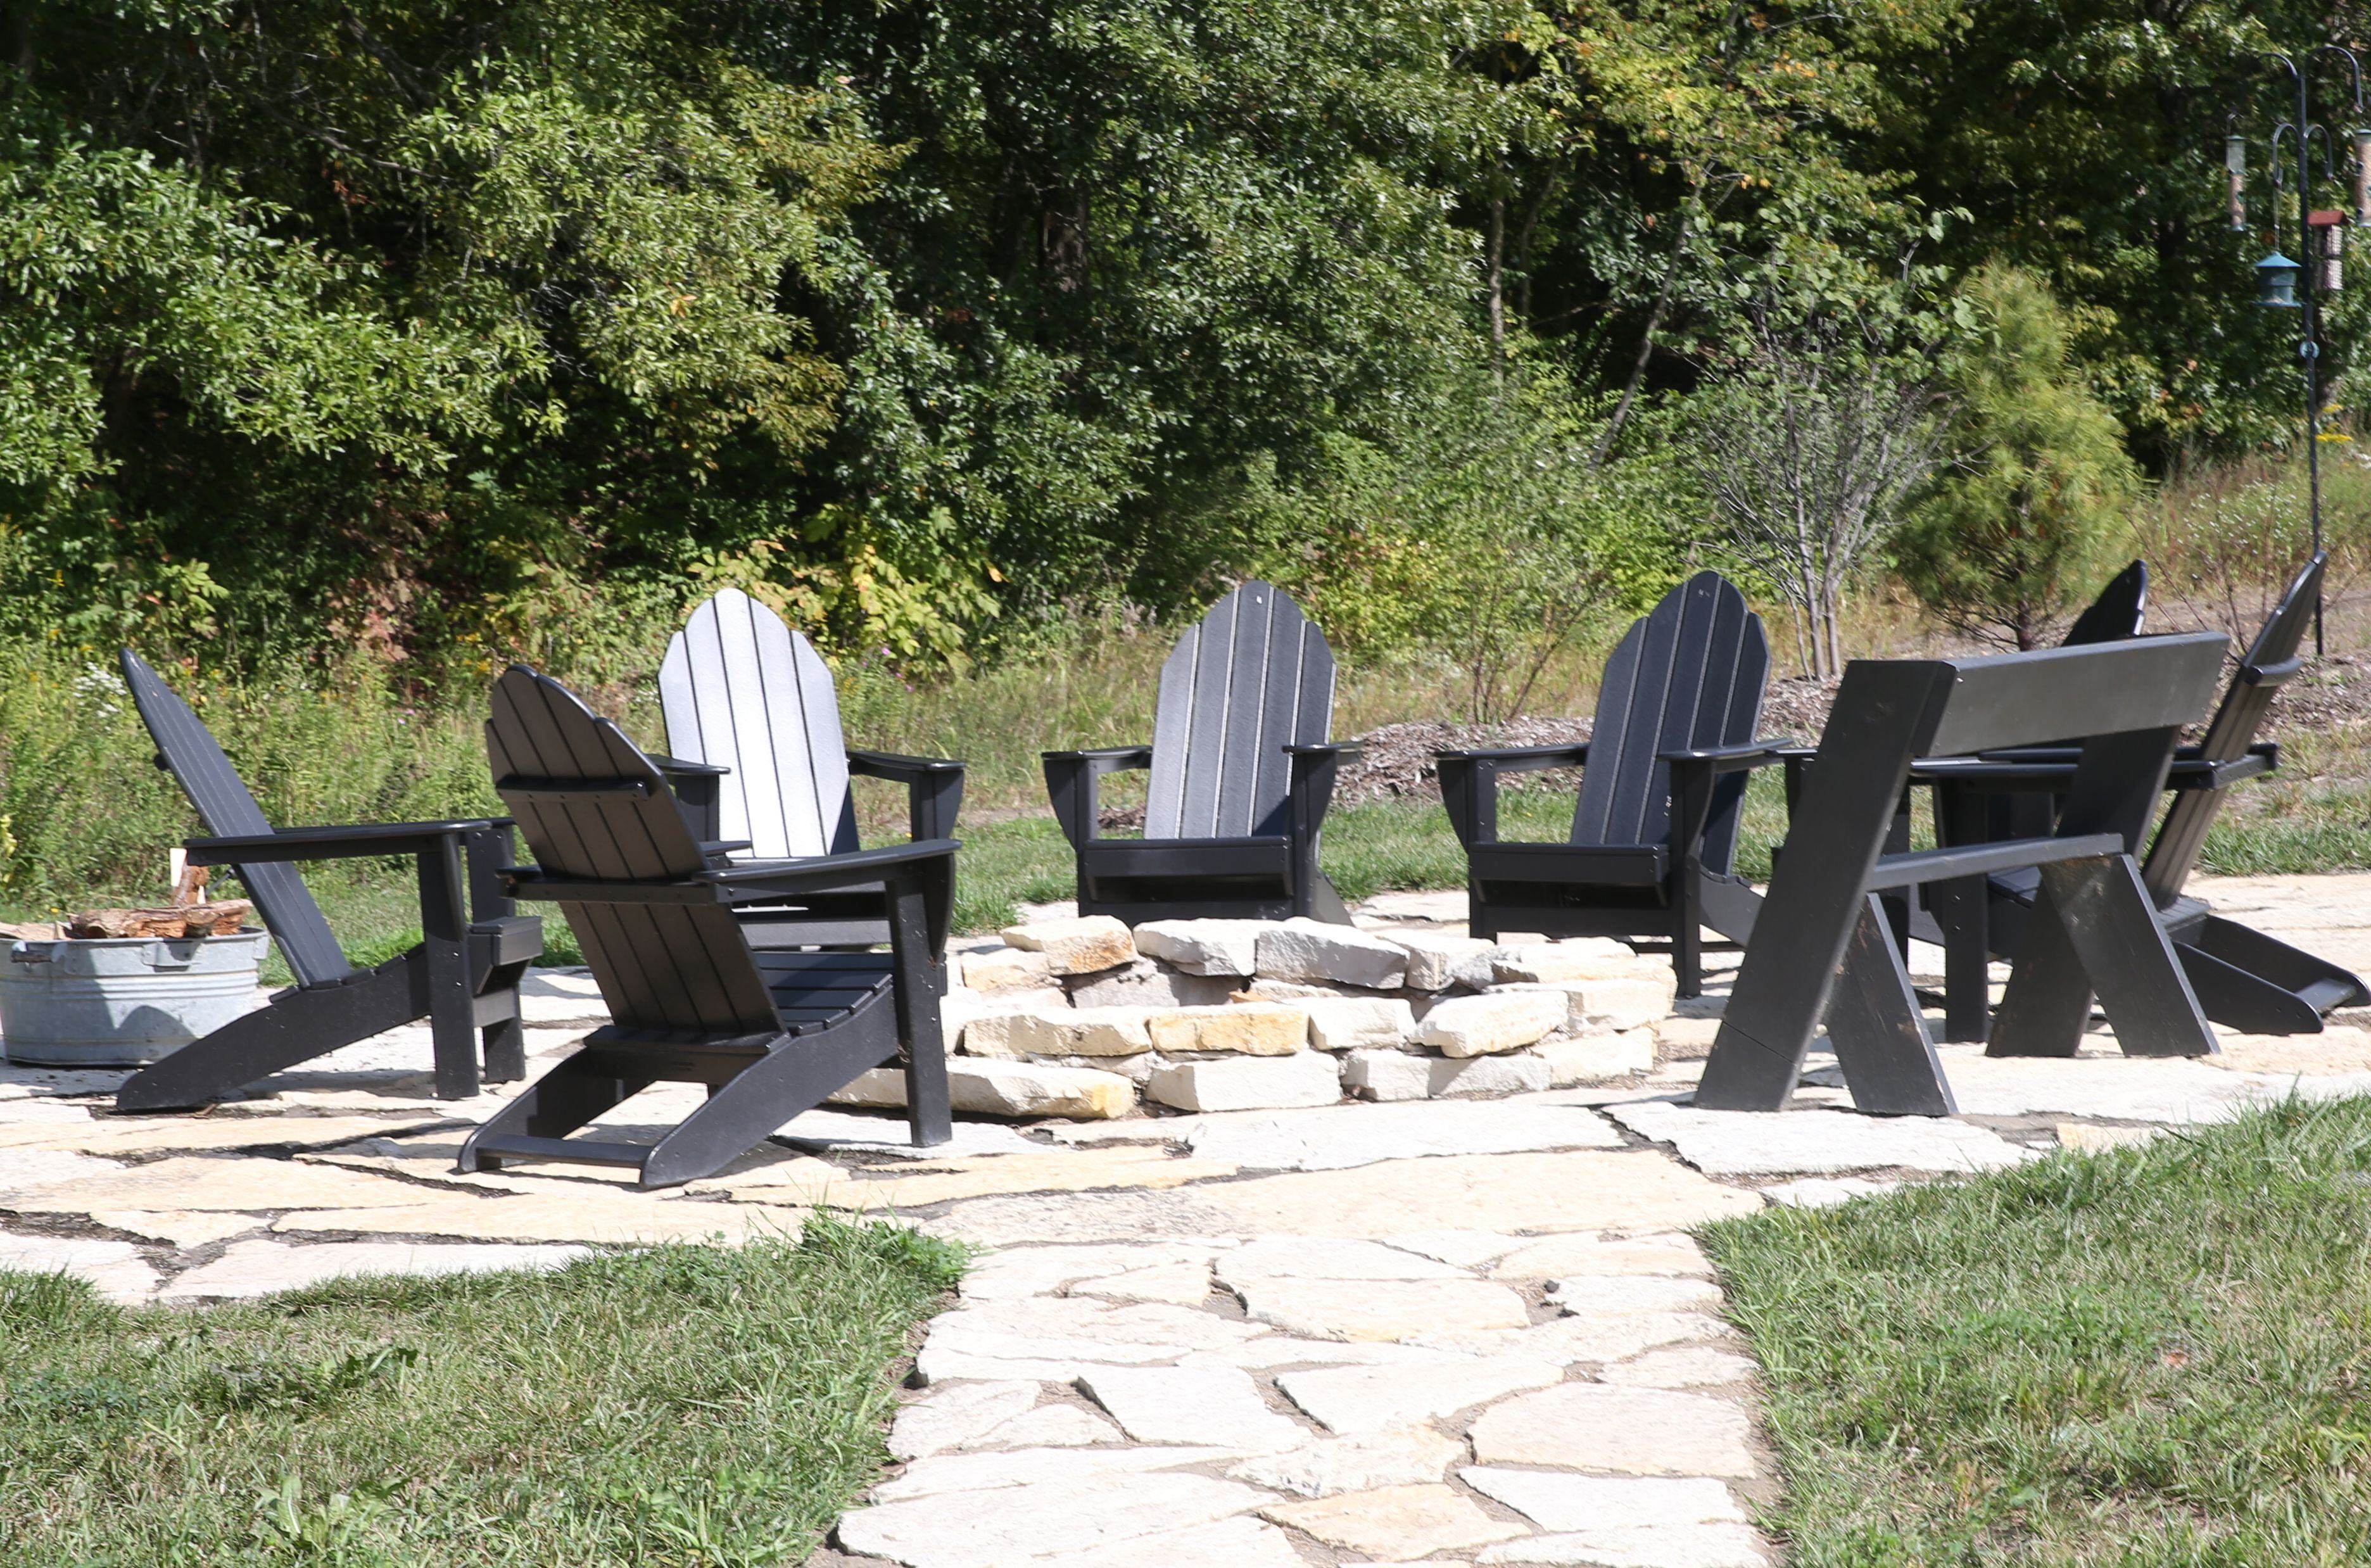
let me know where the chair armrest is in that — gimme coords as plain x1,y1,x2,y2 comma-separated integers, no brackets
1435,742,1590,773
1044,747,1154,847
1284,742,1363,761
850,749,967,842
1658,738,1796,770
647,753,729,777
1283,744,1355,855
186,820,505,866
645,755,727,841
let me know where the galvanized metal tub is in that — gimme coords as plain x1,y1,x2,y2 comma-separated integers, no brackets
0,930,270,1066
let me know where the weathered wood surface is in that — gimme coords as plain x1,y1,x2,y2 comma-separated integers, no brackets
66,901,252,940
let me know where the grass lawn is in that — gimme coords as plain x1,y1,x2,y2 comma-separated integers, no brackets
1704,1097,2371,1565
0,1217,961,1565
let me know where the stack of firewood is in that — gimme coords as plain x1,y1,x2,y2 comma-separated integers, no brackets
62,864,254,940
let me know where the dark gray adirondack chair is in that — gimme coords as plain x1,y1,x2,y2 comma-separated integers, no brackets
2061,558,2148,646
657,588,963,948
1438,572,1786,999
113,650,541,1111
465,664,952,1188
1698,633,2229,1116
1045,581,1355,923
1915,553,2365,1037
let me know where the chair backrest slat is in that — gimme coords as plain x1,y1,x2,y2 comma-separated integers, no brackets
1572,572,1767,866
659,590,857,861
2143,553,2324,900
2059,559,2148,647
118,650,352,987
1145,583,1335,840
490,666,780,1035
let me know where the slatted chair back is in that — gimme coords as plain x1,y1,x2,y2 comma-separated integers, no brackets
489,666,780,1037
118,650,352,987
2060,559,2148,647
2143,552,2324,899
1571,571,1767,871
1144,581,1336,840
659,589,859,861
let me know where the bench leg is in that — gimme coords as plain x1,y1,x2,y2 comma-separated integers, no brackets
2038,857,2216,1058
1825,894,1955,1116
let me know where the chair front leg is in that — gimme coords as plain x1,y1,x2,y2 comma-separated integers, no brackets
886,866,952,1146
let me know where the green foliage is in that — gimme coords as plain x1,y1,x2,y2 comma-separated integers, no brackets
1894,267,2140,649
1236,365,1682,719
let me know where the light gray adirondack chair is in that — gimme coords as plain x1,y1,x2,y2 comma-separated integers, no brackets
658,589,963,947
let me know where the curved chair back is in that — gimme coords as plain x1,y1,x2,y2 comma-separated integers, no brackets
1145,581,1336,840
2060,559,2147,647
1574,572,1767,869
659,589,858,861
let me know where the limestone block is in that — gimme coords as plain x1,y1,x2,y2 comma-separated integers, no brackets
1234,977,1398,1002
830,1059,1137,1120
1533,1031,1655,1086
1545,1273,1725,1316
1415,1310,1736,1367
1073,1261,1215,1305
1607,1101,2028,1177
1228,1426,1466,1498
1600,1347,1759,1389
1460,1469,1747,1530
1416,991,1566,1058
942,987,1072,1052
1468,1383,1757,1477
1386,931,1496,991
892,1381,1042,1459
1344,1049,1434,1101
836,1472,1278,1568
872,1443,1234,1502
1134,919,1274,977
1490,1232,1713,1280
966,1007,1155,1058
1148,1051,1341,1113
1001,915,1139,975
1490,938,1640,982
1217,1235,1472,1284
1278,1354,1563,1434
1146,1004,1309,1056
969,1403,1125,1448
1261,1484,1529,1559
1066,959,1239,1008
959,947,1058,993
1431,1053,1552,1097
1302,997,1416,1052
1255,918,1410,990
1498,977,1676,1036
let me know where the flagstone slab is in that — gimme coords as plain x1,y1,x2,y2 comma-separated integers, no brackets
1469,1385,1756,1478
1386,1229,1520,1268
1218,1236,1473,1284
0,1147,125,1198
1230,1425,1467,1498
1607,1101,2028,1177
1016,1514,1314,1568
968,1401,1123,1449
1077,1362,1309,1451
872,1444,1231,1500
841,1146,1241,1209
924,1188,1247,1246
1278,1355,1564,1433
1756,1177,1899,1209
0,1232,158,1303
1476,1523,1770,1566
6,1154,423,1214
0,1099,96,1124
1492,1234,1712,1280
0,1113,458,1158
773,1108,1043,1160
1186,1101,1622,1173
920,1298,1267,1377
1208,1337,1472,1371
1201,1153,1764,1239
91,1208,260,1248
1462,1470,1747,1529
1263,1483,1529,1559
272,1191,795,1245
1413,1313,1735,1367
1238,1278,1531,1342
892,1381,1044,1458
837,1471,1275,1568
1917,1050,2269,1123
160,1238,588,1300
1073,1261,1215,1305
1546,1275,1725,1317
2056,1122,2163,1153
1599,1348,1759,1389
958,1241,1231,1302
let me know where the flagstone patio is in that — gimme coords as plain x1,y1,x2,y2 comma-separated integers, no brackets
6,873,2371,1567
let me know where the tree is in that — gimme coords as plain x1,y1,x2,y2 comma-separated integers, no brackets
1895,267,2139,649
1688,281,1945,678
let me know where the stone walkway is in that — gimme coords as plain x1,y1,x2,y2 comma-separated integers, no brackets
4,875,2371,1567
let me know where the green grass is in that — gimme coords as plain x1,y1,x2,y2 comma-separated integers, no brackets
1703,1096,2371,1565
0,1216,962,1565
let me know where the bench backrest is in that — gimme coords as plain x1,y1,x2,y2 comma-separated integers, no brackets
659,589,858,861
490,665,780,1037
1145,581,1336,840
1572,571,1766,869
118,650,352,987
2143,552,2324,899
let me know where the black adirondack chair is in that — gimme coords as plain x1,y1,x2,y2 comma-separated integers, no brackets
2061,558,2148,646
1914,553,2365,1038
1699,633,2229,1115
464,664,952,1188
1437,572,1786,999
1045,581,1356,923
657,588,963,947
113,650,542,1111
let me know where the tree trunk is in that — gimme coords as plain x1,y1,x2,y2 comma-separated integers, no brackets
1592,199,1693,467
1487,191,1507,384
